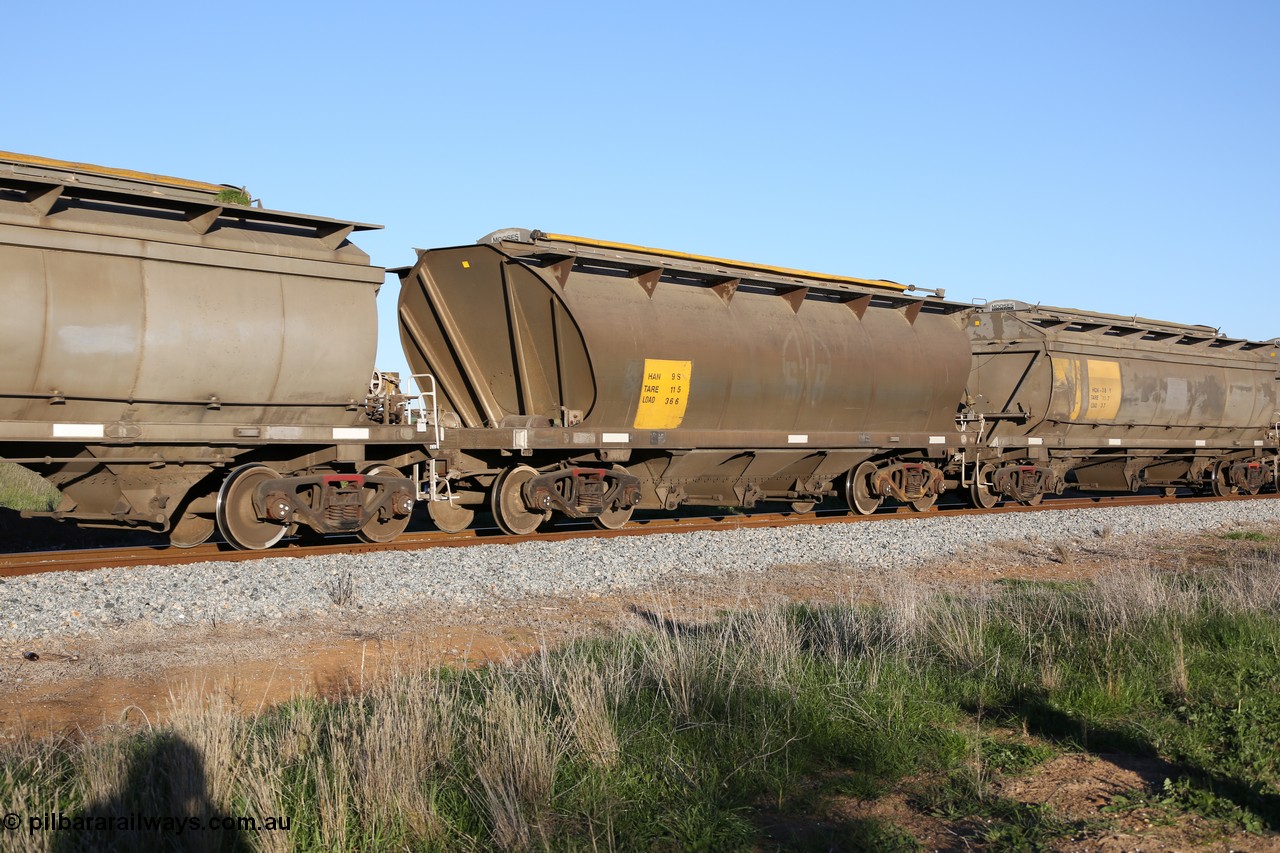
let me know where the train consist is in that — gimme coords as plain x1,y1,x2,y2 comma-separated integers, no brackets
1,153,1276,549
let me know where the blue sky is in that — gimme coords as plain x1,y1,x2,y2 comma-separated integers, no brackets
6,1,1277,377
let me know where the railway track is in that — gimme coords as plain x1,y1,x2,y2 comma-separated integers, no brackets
2,492,1276,579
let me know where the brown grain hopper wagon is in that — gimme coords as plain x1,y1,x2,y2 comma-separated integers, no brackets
963,300,1280,504
0,153,420,548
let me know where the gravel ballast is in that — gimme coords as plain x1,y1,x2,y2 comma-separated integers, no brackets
3,501,1279,642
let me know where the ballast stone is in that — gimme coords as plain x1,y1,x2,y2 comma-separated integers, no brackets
1,501,1278,642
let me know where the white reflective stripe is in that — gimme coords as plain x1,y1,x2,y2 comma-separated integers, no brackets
1108,438,1122,446
53,423,104,438
512,429,528,449
602,432,630,443
1027,437,1043,445
928,435,946,444
788,434,808,444
333,427,369,440
1256,440,1265,446
1195,439,1206,447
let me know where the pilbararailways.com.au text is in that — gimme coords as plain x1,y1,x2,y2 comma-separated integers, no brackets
8,811,290,836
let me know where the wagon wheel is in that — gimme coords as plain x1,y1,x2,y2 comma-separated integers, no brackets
429,497,475,534
844,461,883,515
909,492,938,512
789,501,817,515
593,504,634,530
1020,493,1045,506
968,463,1000,509
594,467,636,530
491,465,549,536
169,510,215,549
215,464,288,551
1211,461,1238,497
356,464,414,544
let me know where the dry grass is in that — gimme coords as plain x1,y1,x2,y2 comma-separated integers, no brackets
4,530,1279,850
0,461,58,511
546,649,621,770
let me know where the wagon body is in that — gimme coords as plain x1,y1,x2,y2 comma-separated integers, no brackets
966,301,1279,493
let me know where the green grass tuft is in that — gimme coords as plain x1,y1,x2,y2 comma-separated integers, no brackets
215,187,253,205
1220,530,1273,542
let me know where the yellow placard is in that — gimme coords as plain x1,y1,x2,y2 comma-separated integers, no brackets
633,358,692,429
1052,356,1123,421
1084,359,1121,419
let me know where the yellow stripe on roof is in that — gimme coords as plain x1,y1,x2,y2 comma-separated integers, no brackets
0,150,228,194
542,232,907,292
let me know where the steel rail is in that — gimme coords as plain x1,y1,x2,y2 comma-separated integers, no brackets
2,492,1277,579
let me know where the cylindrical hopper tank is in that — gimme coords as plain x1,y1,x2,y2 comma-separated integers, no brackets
0,152,384,429
399,229,971,447
968,301,1279,443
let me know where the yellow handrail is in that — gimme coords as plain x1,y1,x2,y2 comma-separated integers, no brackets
542,231,908,292
0,150,228,194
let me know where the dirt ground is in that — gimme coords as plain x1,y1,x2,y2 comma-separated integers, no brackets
2,526,1277,850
